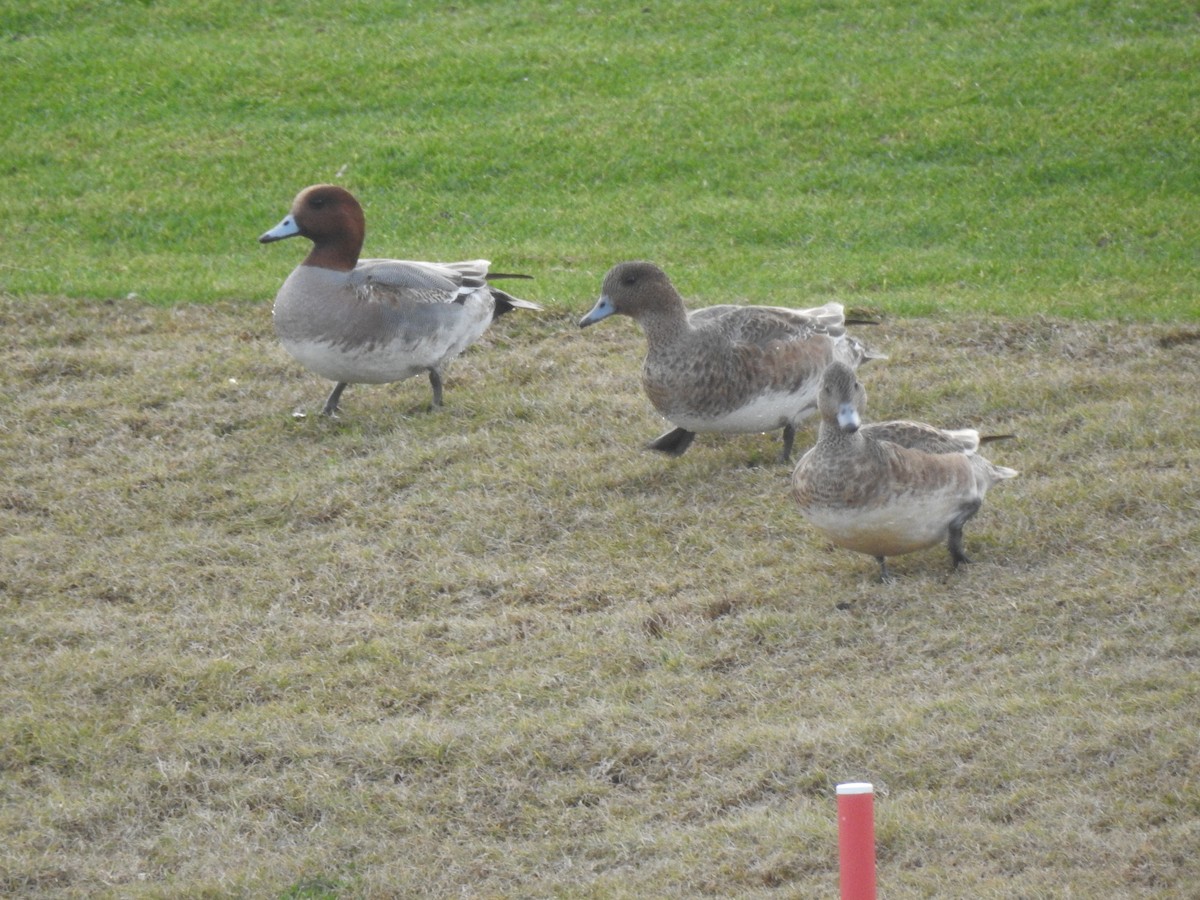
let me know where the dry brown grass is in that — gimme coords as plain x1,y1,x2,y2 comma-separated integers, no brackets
1,292,1198,898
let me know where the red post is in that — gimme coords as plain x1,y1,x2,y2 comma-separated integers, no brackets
837,782,876,900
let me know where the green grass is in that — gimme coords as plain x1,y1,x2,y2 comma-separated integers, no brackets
2,1,1200,896
1,0,1196,317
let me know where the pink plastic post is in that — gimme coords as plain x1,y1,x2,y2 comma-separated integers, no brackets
837,782,876,900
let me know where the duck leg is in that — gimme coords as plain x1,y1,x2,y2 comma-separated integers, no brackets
876,556,894,583
947,500,981,569
947,522,972,568
322,382,349,417
647,426,696,456
428,369,444,408
779,424,797,464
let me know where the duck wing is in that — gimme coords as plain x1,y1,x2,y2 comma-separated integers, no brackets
689,302,846,345
352,259,540,315
862,420,982,455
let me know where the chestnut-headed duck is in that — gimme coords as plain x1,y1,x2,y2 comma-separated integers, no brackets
260,184,540,416
578,261,883,462
791,361,1017,581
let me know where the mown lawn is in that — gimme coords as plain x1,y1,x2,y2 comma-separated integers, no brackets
1,1,1198,897
1,0,1196,317
3,295,1198,897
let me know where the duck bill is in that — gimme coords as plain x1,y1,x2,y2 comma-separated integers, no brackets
837,403,861,433
578,294,615,328
259,214,301,243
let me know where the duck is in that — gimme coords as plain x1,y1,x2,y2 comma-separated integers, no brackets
791,360,1018,581
259,184,540,416
578,261,883,462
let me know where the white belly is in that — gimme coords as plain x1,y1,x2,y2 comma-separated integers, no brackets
278,336,443,385
798,497,960,558
671,390,816,434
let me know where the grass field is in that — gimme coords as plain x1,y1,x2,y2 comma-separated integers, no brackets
2,0,1197,318
3,296,1198,897
2,0,1199,897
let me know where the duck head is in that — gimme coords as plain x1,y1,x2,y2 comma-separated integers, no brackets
259,184,365,272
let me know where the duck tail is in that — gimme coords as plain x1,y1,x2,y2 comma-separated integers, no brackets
490,288,543,316
843,336,888,365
